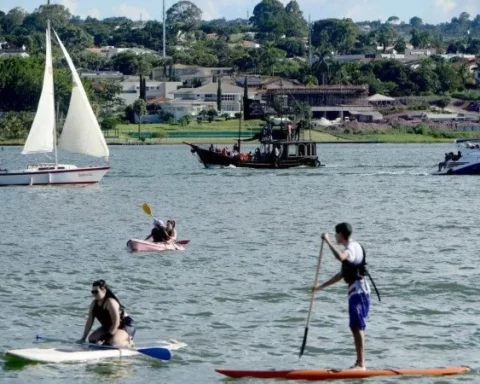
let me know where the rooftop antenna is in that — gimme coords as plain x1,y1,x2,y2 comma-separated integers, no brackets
162,0,166,58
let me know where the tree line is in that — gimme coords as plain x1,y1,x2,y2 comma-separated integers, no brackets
0,0,479,116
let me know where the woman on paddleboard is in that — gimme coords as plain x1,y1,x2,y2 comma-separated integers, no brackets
78,280,135,347
312,223,379,371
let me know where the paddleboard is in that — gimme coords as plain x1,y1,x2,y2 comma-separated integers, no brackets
6,340,186,363
215,366,471,380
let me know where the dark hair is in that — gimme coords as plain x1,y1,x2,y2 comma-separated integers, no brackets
335,222,352,239
92,280,124,310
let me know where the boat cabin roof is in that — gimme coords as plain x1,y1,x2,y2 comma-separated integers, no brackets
270,140,318,146
455,138,480,143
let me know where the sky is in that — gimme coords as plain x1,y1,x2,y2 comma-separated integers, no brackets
0,0,479,24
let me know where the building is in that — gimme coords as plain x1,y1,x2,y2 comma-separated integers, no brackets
151,64,233,82
120,80,182,106
80,71,124,83
0,42,29,58
160,82,254,121
264,85,371,120
160,99,218,122
85,46,160,59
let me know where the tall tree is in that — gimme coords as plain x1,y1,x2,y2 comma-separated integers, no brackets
410,29,430,48
284,1,308,38
133,99,147,139
217,78,222,111
409,16,423,28
4,7,27,34
166,1,202,35
387,16,400,24
311,19,358,54
22,4,71,31
377,25,398,52
250,0,286,40
393,37,407,53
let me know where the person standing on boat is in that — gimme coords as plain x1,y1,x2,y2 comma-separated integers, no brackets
78,280,135,347
312,223,371,370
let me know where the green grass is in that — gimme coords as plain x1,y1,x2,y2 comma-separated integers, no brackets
3,122,479,146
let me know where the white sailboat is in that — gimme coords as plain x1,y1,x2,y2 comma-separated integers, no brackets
0,20,109,186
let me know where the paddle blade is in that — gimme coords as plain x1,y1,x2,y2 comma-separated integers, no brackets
299,327,309,358
142,202,152,216
138,347,172,361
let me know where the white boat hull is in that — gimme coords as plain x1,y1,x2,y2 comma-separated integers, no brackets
0,164,109,186
6,341,186,363
434,138,480,175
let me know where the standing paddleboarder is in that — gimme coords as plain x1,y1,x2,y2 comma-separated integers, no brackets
312,223,376,371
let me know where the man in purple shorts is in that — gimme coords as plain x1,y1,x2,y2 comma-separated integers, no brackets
312,223,372,370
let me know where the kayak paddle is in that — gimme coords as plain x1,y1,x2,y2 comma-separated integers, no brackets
299,238,324,358
142,202,153,217
35,335,172,361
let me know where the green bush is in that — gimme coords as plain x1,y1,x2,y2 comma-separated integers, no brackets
151,131,167,138
413,123,430,135
452,91,480,101
100,117,119,130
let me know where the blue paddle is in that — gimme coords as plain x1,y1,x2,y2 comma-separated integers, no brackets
35,335,172,361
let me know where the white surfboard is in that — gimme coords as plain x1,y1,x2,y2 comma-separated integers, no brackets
6,340,186,363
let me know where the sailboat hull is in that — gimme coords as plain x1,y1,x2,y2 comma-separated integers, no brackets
0,165,109,186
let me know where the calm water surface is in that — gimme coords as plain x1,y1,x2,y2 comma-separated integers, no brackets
0,144,479,383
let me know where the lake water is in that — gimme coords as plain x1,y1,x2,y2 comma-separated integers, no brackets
1,143,479,383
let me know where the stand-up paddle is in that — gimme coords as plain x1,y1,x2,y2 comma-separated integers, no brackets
35,335,172,361
299,239,324,358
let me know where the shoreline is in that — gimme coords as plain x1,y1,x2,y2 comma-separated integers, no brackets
0,138,453,146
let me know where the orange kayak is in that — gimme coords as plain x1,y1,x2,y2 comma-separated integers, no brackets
215,366,471,380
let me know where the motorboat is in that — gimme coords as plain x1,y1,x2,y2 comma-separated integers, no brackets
434,138,480,175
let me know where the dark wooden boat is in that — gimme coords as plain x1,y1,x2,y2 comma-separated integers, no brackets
186,140,322,169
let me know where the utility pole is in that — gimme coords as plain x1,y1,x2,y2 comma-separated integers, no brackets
162,0,166,58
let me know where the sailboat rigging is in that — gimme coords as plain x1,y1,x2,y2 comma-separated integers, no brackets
0,19,110,186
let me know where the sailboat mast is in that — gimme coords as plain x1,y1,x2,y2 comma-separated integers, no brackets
238,102,242,152
48,19,59,167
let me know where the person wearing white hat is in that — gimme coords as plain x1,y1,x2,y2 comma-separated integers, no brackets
145,217,169,243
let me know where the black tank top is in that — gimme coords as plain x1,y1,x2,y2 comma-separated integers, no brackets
92,299,125,329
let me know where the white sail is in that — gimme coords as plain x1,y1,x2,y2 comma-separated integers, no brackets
53,30,109,159
22,24,55,154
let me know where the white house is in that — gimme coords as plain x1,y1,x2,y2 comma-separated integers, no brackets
80,71,124,83
172,82,249,111
85,46,160,59
156,82,256,122
119,80,182,106
160,99,218,122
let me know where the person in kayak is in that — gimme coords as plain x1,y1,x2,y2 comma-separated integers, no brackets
145,218,170,243
312,223,371,371
78,279,135,347
165,220,177,243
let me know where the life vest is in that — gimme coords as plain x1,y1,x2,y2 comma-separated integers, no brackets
341,244,381,301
